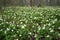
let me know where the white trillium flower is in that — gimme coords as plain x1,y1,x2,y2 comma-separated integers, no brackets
6,22,9,24
36,23,39,26
21,24,26,29
49,28,52,30
58,33,60,36
38,26,41,30
11,30,14,32
0,18,3,20
0,29,3,31
25,20,28,23
7,11,10,12
17,31,19,33
15,39,18,40
52,21,55,24
54,19,57,21
20,22,23,24
30,16,32,18
19,34,22,37
17,25,19,26
34,34,37,37
50,30,54,32
51,16,53,18
46,20,49,22
58,27,60,29
34,17,37,19
7,28,10,31
44,24,46,27
42,26,45,29
38,27,41,30
1,22,4,24
14,17,16,18
4,31,7,34
52,26,54,28
0,24,1,25
32,26,34,28
13,21,15,24
29,32,32,35
46,35,50,37
24,24,26,27
31,20,33,23
21,26,25,28
48,23,51,26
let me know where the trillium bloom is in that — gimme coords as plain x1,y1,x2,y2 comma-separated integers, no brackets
34,34,37,37
38,26,41,30
30,16,32,18
20,22,23,24
1,22,4,24
21,26,25,28
15,39,18,40
6,22,9,24
4,31,7,34
17,25,19,26
21,24,26,29
24,24,26,27
58,27,60,29
0,24,1,25
14,17,16,19
19,34,22,37
52,26,54,28
25,20,28,23
13,21,15,24
28,32,32,35
0,29,3,31
50,29,54,32
46,35,50,37
32,26,35,28
0,18,3,21
48,23,51,26
34,17,37,19
42,26,45,29
51,16,54,18
44,24,46,27
36,23,39,26
7,28,10,31
52,21,55,24
17,31,19,33
11,30,14,32
54,19,57,22
58,33,60,36
46,20,49,22
49,28,52,30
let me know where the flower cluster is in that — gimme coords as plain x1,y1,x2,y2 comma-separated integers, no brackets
0,7,60,40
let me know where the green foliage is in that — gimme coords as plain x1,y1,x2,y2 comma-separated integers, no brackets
0,7,60,40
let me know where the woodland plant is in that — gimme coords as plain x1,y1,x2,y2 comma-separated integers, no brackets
0,7,60,40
